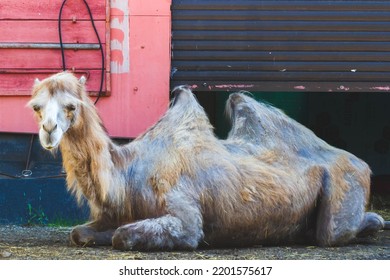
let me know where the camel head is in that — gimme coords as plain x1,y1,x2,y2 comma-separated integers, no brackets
27,72,86,150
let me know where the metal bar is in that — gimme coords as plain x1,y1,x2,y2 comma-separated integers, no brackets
21,134,35,177
0,43,101,50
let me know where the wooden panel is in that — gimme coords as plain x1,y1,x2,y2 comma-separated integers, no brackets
171,0,390,92
0,0,105,20
0,21,106,44
0,70,106,96
0,48,106,69
0,0,109,97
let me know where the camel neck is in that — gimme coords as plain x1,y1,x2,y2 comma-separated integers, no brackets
59,105,122,208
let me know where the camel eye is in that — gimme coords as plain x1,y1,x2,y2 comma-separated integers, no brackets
65,104,76,111
32,105,41,112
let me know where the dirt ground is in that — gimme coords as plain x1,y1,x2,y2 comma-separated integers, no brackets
1,195,389,260
0,225,388,260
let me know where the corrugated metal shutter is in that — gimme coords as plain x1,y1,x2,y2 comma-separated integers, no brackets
0,0,110,96
171,0,390,92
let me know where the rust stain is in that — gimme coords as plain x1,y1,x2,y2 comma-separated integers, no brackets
371,86,390,91
215,84,255,89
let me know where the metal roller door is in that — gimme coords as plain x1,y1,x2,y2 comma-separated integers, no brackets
170,0,390,92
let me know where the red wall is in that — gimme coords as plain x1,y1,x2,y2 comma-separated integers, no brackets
0,0,171,138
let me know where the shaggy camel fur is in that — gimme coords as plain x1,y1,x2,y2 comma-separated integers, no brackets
28,72,384,250
225,92,384,245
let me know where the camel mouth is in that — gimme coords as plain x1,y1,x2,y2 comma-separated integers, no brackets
42,142,60,151
39,131,62,151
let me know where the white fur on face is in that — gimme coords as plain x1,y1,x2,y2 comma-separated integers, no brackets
39,98,64,150
29,90,76,150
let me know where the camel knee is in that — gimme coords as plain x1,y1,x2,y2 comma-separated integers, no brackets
112,227,129,251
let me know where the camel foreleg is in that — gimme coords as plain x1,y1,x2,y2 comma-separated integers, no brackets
112,214,202,250
112,189,204,251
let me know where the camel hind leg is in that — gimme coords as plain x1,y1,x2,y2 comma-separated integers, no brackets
315,166,383,246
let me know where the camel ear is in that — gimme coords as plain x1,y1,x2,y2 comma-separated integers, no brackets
79,76,86,85
34,78,40,86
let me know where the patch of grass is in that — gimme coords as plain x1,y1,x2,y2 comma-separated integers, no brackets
26,203,48,226
370,194,390,220
376,209,390,221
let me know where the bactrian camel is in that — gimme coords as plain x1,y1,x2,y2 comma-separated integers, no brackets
27,72,384,250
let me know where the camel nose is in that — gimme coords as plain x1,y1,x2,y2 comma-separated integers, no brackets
42,123,58,135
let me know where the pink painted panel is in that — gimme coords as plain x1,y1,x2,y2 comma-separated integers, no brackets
0,71,106,96
0,97,38,134
0,48,106,70
99,1,171,138
129,0,171,16
0,0,171,138
0,0,110,98
0,0,105,20
0,20,106,43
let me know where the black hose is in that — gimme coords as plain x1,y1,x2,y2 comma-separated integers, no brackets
58,0,105,105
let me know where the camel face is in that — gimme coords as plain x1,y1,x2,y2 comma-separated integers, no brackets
27,72,84,150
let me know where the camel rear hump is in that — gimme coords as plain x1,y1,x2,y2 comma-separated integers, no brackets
227,92,330,151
